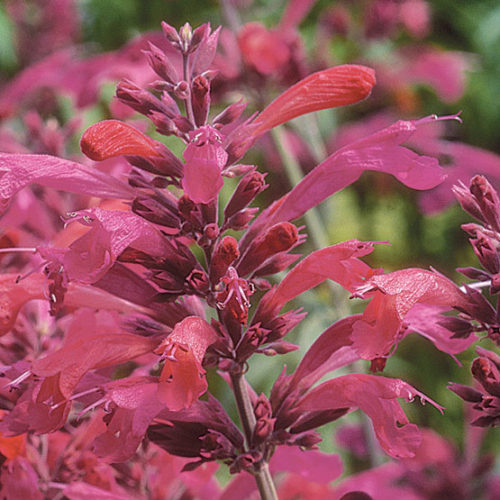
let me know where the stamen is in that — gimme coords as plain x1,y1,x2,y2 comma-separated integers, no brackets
5,369,31,388
77,396,108,419
415,112,463,126
460,280,492,292
0,247,37,254
16,261,47,283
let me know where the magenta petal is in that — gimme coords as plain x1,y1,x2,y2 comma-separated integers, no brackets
182,151,225,204
269,446,343,483
0,457,43,500
405,304,477,360
93,378,165,462
32,334,160,399
299,373,443,459
182,135,228,204
351,268,470,359
254,240,378,322
0,153,133,214
62,207,169,283
240,116,447,250
290,315,361,391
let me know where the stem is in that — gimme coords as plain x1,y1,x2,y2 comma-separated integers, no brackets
183,54,195,125
230,371,256,447
271,126,350,317
254,461,279,500
230,371,278,500
220,0,242,32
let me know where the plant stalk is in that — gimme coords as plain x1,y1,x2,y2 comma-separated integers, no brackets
230,371,278,500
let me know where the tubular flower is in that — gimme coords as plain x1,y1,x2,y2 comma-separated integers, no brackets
154,317,218,410
181,126,228,204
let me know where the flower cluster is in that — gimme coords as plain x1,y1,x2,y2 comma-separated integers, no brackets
0,14,498,499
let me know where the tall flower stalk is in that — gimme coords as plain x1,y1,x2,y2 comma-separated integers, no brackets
0,20,492,498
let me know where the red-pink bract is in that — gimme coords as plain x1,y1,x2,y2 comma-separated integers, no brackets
252,65,376,135
182,127,228,204
299,373,443,459
352,268,471,359
156,317,219,410
80,120,162,161
0,153,133,215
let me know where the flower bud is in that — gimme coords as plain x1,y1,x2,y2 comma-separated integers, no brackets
192,74,210,126
210,236,240,285
236,222,299,276
144,42,179,84
224,171,268,219
173,81,190,100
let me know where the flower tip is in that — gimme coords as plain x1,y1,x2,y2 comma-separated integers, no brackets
252,64,376,135
81,120,161,161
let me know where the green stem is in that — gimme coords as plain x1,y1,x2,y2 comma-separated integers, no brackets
230,371,278,500
271,126,350,317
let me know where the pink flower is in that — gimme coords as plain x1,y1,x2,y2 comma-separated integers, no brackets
0,153,133,215
155,317,219,410
404,304,477,362
254,240,379,326
238,23,291,75
352,268,471,359
182,126,228,204
80,120,163,161
48,207,170,283
239,115,450,250
299,373,443,459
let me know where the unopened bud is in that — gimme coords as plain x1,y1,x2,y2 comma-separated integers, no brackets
224,170,268,219
210,236,240,285
173,81,190,100
179,23,193,51
161,21,181,46
192,75,210,126
144,42,179,84
236,222,299,276
225,207,258,231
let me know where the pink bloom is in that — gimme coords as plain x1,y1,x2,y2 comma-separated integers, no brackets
279,0,318,32
299,373,443,458
0,274,49,336
91,378,165,462
80,120,163,161
0,153,133,215
404,304,477,362
31,333,160,400
252,65,376,136
0,272,151,336
399,0,431,38
238,23,291,75
419,143,500,214
254,240,379,324
182,126,228,204
397,48,469,103
5,0,80,66
0,456,42,500
50,207,170,283
155,317,219,410
352,268,471,359
240,115,449,249
0,32,170,117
